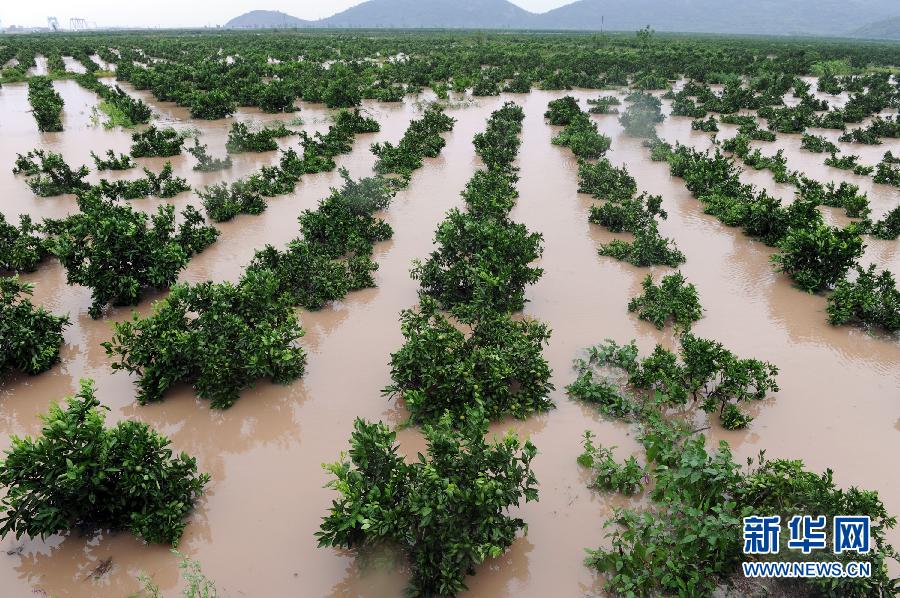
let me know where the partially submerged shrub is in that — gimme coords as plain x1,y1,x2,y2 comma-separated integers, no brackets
771,223,864,293
97,162,190,200
825,151,871,175
589,192,665,233
27,76,63,132
12,150,90,197
317,413,538,597
245,171,394,308
827,265,900,332
552,113,611,159
598,223,686,268
569,335,778,430
225,121,294,153
187,139,232,172
800,133,838,153
587,95,621,114
372,105,455,184
296,172,394,258
189,89,236,120
619,92,664,138
91,149,135,171
0,276,69,377
131,126,186,158
798,178,870,219
413,209,543,314
103,269,307,408
870,206,900,240
544,95,581,125
691,116,718,132
579,404,898,596
248,241,373,309
0,379,208,545
384,299,554,425
199,179,265,222
0,213,47,273
873,154,900,187
578,158,637,201
577,432,645,495
472,101,525,172
627,271,702,330
45,192,218,317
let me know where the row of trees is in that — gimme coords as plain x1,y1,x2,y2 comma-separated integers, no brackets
198,109,380,221
104,106,455,407
549,97,685,270
660,141,899,331
673,72,899,138
372,105,455,185
15,26,897,113
319,102,548,596
27,77,64,132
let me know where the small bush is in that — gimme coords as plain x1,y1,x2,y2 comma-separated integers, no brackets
317,413,538,597
598,224,685,267
628,272,703,330
0,214,47,273
384,299,554,424
12,149,90,197
131,126,186,158
870,206,900,240
187,139,232,172
589,192,665,233
771,223,864,293
225,121,294,153
544,96,581,125
0,276,69,377
91,149,135,171
0,379,208,545
827,265,900,332
103,269,307,408
578,158,636,201
577,432,645,495
619,92,664,138
552,113,611,159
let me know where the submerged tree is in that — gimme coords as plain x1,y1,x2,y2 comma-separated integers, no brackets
317,412,538,597
0,276,69,378
619,92,664,138
628,272,703,330
45,192,218,317
103,269,307,409
384,298,554,425
0,379,208,545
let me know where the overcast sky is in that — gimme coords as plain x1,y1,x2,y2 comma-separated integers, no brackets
2,1,578,28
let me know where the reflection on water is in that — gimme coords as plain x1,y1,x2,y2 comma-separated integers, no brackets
0,83,897,596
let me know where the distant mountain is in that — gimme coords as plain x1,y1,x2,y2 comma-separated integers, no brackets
225,0,900,37
539,0,899,36
225,10,309,29
850,16,900,40
322,0,536,29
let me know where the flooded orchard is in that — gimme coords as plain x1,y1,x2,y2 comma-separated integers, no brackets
0,77,898,597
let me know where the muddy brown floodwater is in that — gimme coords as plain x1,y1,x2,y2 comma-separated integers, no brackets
0,80,898,597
